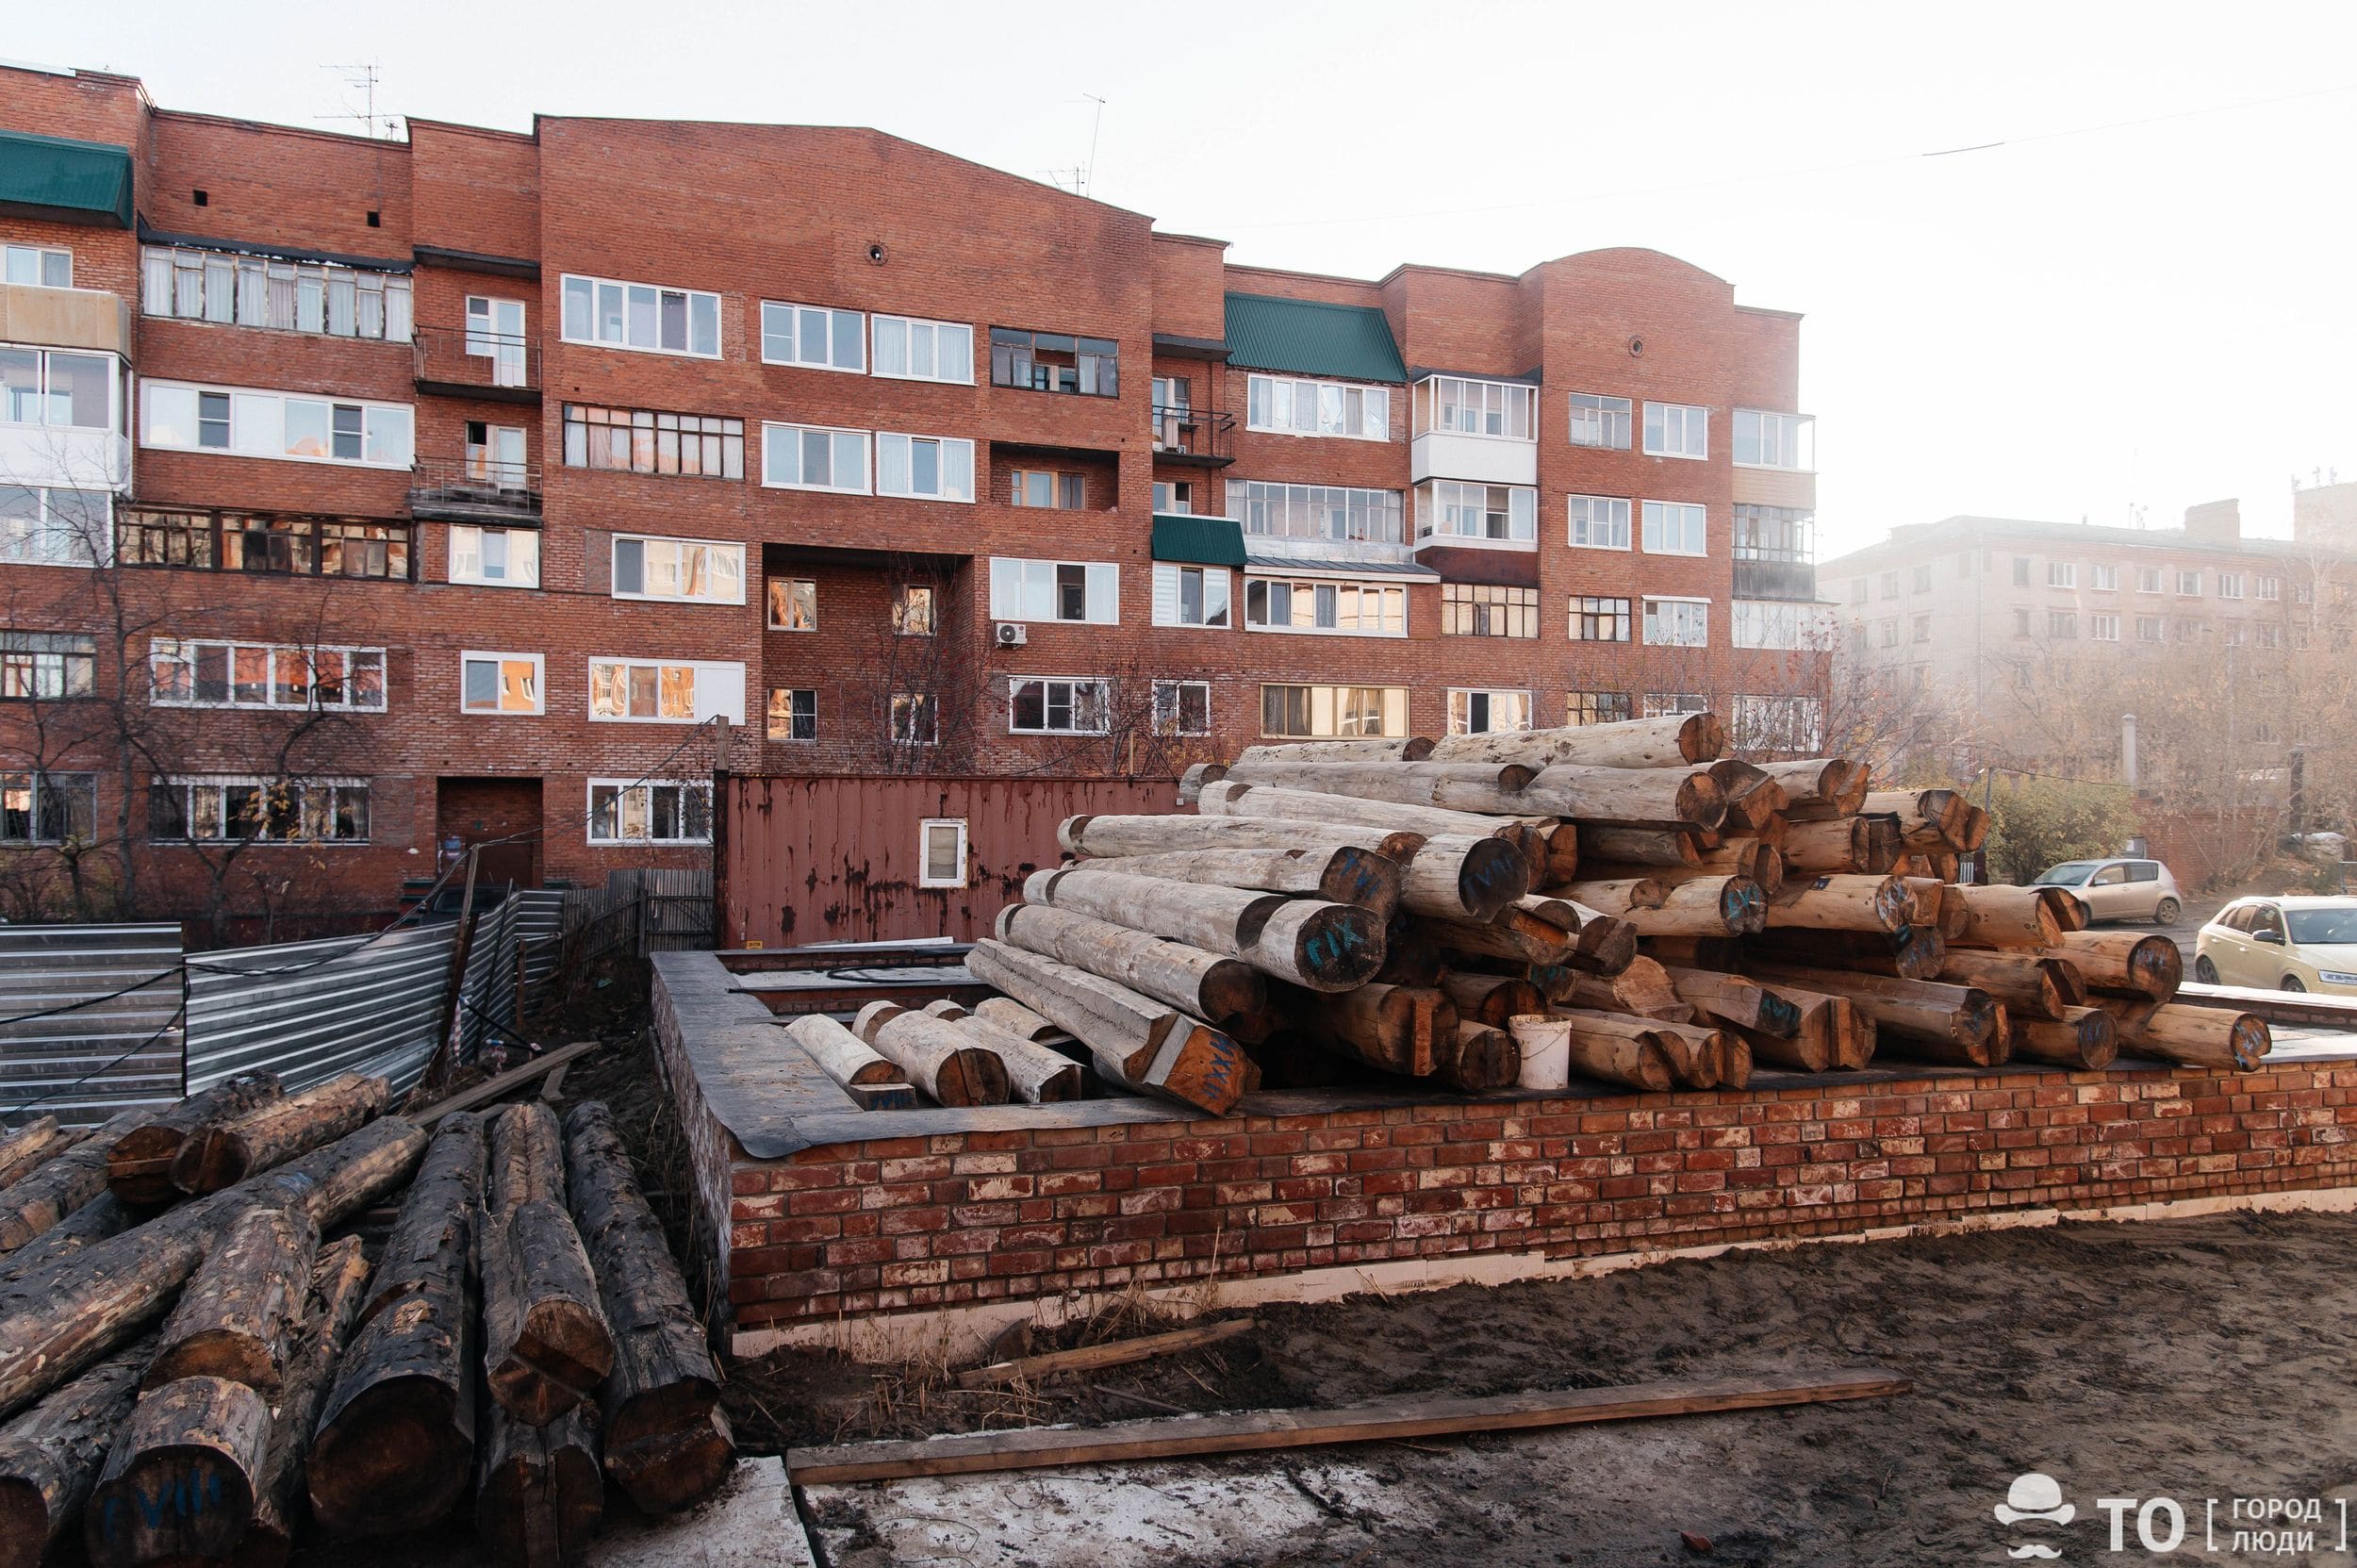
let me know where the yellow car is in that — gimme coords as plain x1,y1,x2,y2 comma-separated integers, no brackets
2193,896,2357,995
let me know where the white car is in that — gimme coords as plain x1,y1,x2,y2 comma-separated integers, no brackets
2031,857,2184,926
2194,897,2357,995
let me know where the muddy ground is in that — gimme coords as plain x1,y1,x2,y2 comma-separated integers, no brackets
756,1208,2357,1566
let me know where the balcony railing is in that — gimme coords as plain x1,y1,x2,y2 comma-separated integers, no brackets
1733,553,1819,602
407,454,542,524
1151,404,1235,467
411,325,540,402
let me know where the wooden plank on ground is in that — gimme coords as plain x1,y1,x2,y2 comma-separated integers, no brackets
786,1368,1910,1483
954,1318,1256,1391
417,1039,603,1124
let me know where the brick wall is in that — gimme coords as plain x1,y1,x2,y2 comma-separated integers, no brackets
709,1064,2357,1331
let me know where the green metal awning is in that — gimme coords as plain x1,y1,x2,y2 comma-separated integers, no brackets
1224,291,1406,384
1151,514,1246,567
0,128,133,227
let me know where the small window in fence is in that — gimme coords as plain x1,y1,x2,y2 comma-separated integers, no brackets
919,817,967,888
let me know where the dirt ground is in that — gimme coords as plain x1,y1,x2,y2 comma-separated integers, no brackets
759,1208,2357,1566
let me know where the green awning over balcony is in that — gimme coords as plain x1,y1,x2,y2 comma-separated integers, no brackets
1224,291,1406,384
1150,514,1246,568
0,128,134,228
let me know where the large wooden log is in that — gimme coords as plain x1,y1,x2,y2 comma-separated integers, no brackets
1953,884,2066,949
172,1073,390,1196
0,1107,143,1254
1861,788,1967,845
1234,737,1434,764
1518,766,1726,831
1439,971,1545,1028
0,1118,425,1424
86,1373,272,1567
1748,964,2003,1065
1579,876,1766,937
0,1336,149,1568
1400,834,1532,921
146,1202,319,1394
966,941,1247,1114
1425,712,1722,768
1541,1013,1676,1091
1434,1021,1520,1093
1284,983,1458,1077
2009,1006,2119,1069
1213,759,1538,816
853,1003,1010,1107
1174,762,1226,805
0,1116,69,1196
1026,867,1384,991
476,1398,602,1568
1764,874,1911,933
1746,979,1869,1071
1757,758,1851,812
1063,809,1424,864
781,1014,914,1110
561,1101,735,1515
1579,827,1701,868
1565,956,1690,1021
1929,950,2078,1017
1661,967,1803,1039
238,1234,371,1568
2048,930,2184,1000
307,1114,484,1537
106,1073,283,1209
1075,845,1402,916
947,1015,1085,1103
997,903,1263,1021
483,1103,615,1427
972,996,1058,1040
0,1192,128,1289
1781,817,1871,875
2123,1004,2269,1070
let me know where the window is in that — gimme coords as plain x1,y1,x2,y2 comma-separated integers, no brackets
761,422,870,493
1414,376,1535,439
612,536,745,605
1,771,94,844
2175,619,2201,643
890,693,937,746
2258,576,2281,602
2217,573,2245,600
118,510,410,580
2048,562,2076,588
918,818,968,887
449,525,539,588
1228,482,1403,544
1442,583,1538,637
2049,610,2078,638
0,633,95,700
559,272,719,357
1567,691,1634,726
893,586,936,635
989,327,1118,396
3,244,71,289
1244,576,1406,636
1245,373,1390,440
1730,695,1823,751
1571,595,1633,643
2178,570,2201,596
1568,495,1632,551
769,578,816,631
1640,501,1706,555
586,780,711,845
766,687,816,741
1448,689,1530,735
465,297,529,386
875,434,975,502
2013,557,2032,586
585,659,746,724
460,652,543,715
1568,392,1633,450
1850,580,1868,603
2092,565,2118,591
990,558,1119,624
1642,597,1708,647
1260,684,1409,739
2090,614,2120,642
1151,480,1193,515
1911,565,1933,593
0,346,114,429
564,405,745,479
2222,623,2245,648
1641,401,1707,458
873,314,974,383
1644,692,1711,718
2132,615,2163,643
2137,567,2164,592
142,383,413,468
1418,481,1536,543
1879,571,1901,598
759,302,863,371
147,776,369,844
1912,613,1931,643
150,640,387,711
1732,409,1812,470
1152,565,1232,628
2296,580,2316,605
1733,600,1819,650
2259,624,2282,650
1152,679,1211,735
1883,619,1903,647
141,245,410,341
0,487,108,568
1010,677,1111,734
1009,470,1086,508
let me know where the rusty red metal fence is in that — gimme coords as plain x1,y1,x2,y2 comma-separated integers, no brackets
716,774,1176,949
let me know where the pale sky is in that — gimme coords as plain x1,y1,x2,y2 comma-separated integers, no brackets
13,0,2356,561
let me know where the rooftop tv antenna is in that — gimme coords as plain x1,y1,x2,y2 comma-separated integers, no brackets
1079,93,1107,197
319,60,398,140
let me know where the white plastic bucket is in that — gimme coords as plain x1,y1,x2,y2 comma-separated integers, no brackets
1509,1013,1570,1091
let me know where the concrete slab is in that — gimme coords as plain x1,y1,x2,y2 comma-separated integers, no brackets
587,1457,817,1568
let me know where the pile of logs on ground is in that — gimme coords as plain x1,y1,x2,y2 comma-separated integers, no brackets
790,711,2268,1117
0,1070,733,1568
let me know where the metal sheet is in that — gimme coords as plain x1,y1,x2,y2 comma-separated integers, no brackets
0,923,185,1128
185,921,458,1099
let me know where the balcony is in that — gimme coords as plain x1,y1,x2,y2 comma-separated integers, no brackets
1734,555,1818,602
1150,404,1234,467
407,454,541,525
412,325,540,404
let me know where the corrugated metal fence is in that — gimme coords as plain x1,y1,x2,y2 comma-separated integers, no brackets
0,925,187,1126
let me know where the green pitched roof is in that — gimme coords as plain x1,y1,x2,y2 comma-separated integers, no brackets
1150,514,1246,568
1224,292,1406,384
0,128,133,228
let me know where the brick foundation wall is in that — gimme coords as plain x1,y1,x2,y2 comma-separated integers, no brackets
715,1064,2357,1331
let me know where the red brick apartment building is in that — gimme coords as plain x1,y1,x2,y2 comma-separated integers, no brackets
0,62,1827,921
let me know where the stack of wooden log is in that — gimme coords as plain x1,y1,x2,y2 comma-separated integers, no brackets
857,711,2268,1116
0,1071,733,1568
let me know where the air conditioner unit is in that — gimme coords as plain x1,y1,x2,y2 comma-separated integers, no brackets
995,622,1028,648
